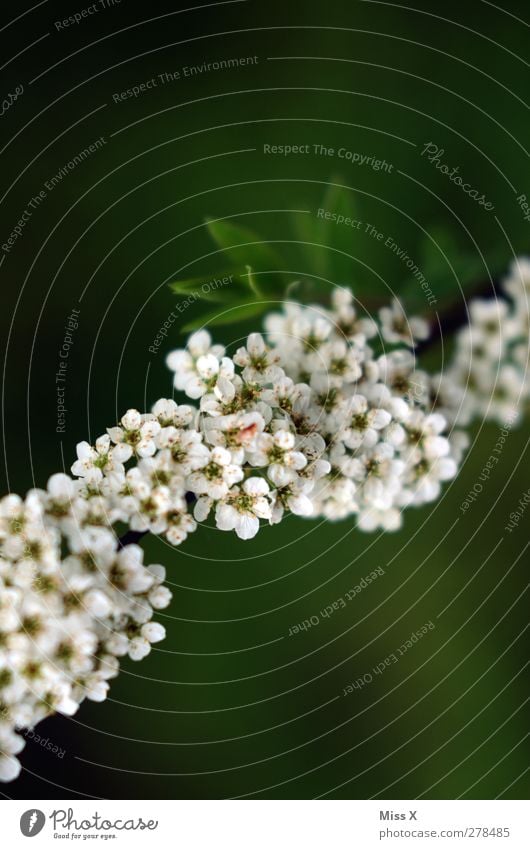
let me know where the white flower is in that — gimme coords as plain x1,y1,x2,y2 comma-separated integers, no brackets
330,286,377,342
260,376,311,417
151,398,194,428
270,479,314,523
404,456,458,505
355,443,405,511
341,394,392,450
0,729,25,782
202,410,266,458
306,338,363,386
83,677,109,702
458,299,520,359
71,435,129,482
156,426,210,475
401,410,450,462
379,298,429,347
215,477,271,539
107,409,161,458
141,621,166,643
233,333,282,383
247,429,307,487
164,511,197,546
187,446,243,500
312,475,357,520
166,331,229,399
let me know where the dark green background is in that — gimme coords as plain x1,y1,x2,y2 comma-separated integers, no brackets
0,0,528,799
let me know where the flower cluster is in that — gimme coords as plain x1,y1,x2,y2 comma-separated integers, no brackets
432,258,530,427
0,476,171,781
154,292,461,536
1,257,529,782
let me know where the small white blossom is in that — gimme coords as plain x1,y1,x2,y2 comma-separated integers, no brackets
215,478,272,539
107,409,161,459
379,298,429,347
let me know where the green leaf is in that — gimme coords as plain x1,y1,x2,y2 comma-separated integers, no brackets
206,218,282,272
318,180,362,282
419,226,460,276
181,301,268,331
169,272,237,301
292,180,362,289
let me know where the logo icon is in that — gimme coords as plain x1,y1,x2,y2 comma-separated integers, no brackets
20,810,46,837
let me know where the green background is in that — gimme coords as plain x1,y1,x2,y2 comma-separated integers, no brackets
0,0,528,799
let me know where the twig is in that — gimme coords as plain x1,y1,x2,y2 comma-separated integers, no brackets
416,277,502,354
117,529,148,550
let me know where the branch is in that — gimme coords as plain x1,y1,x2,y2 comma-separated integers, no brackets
117,529,148,550
416,276,502,355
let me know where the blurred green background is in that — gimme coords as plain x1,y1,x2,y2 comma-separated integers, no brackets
0,0,528,799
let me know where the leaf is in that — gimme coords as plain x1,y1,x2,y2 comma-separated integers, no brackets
181,301,268,331
418,226,460,277
318,180,362,282
169,272,238,301
293,180,362,289
206,218,281,272
292,210,322,255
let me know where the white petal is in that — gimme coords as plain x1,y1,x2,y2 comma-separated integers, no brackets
141,622,166,643
184,376,206,399
253,497,272,520
235,514,260,540
268,464,295,487
215,503,238,531
188,330,212,356
196,353,219,379
76,440,94,460
247,332,265,356
0,754,21,782
243,477,269,496
121,409,142,430
289,493,314,516
48,473,75,499
128,638,151,661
